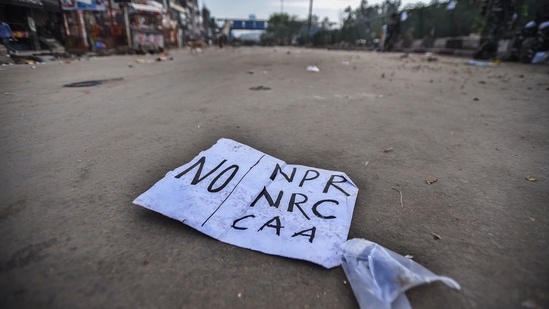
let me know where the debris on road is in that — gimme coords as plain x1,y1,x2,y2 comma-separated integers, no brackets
133,138,359,269
64,80,102,87
391,188,404,208
424,52,438,62
249,86,271,91
307,65,320,72
467,60,500,67
156,56,173,62
63,77,124,87
383,147,394,153
425,178,438,185
431,232,442,240
135,59,155,64
340,239,460,309
525,176,537,182
135,54,173,64
132,137,466,306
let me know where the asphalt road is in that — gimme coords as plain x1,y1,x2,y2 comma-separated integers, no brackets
1,47,548,308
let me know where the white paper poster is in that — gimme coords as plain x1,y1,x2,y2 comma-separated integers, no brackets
133,138,359,268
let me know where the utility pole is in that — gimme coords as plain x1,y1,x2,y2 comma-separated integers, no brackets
107,0,117,48
307,0,313,41
281,0,283,13
123,4,132,48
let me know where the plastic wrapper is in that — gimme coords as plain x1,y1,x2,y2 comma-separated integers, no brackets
340,239,460,309
467,60,499,67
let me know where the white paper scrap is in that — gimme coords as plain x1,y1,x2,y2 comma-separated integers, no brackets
134,138,359,268
340,239,461,309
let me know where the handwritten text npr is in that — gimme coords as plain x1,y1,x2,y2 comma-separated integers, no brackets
175,157,352,243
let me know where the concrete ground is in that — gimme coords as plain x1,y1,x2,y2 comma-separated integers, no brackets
0,47,548,308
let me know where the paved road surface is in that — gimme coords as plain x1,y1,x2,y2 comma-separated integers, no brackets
1,47,548,308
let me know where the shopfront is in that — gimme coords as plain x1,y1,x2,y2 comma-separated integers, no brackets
0,0,63,51
61,0,124,51
169,0,184,47
128,2,163,52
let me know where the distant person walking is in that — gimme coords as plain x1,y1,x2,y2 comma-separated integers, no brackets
218,34,225,48
384,13,400,52
0,19,17,55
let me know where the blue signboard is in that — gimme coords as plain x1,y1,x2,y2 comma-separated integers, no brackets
61,0,106,11
231,20,267,30
255,21,266,29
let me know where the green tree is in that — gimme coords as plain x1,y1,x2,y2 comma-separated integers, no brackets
339,0,402,45
312,17,338,46
266,13,303,45
337,0,542,45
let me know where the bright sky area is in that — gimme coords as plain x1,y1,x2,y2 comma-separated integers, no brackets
201,0,423,24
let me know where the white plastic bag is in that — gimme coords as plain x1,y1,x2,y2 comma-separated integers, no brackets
340,239,461,309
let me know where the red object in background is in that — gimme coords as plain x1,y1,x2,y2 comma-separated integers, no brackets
12,31,29,38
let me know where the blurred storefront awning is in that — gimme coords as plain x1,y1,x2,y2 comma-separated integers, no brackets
129,3,162,14
169,1,185,13
0,0,60,12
